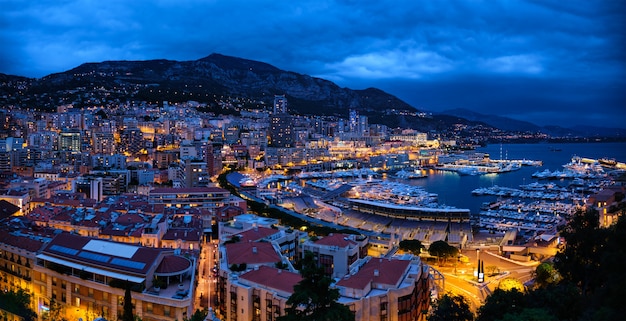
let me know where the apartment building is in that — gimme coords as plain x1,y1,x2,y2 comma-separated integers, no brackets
335,256,431,321
31,233,195,321
216,230,431,321
301,233,369,278
148,187,233,210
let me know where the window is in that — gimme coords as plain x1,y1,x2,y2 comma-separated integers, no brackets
74,284,80,293
75,297,80,307
61,281,66,290
103,292,108,301
88,288,94,298
266,299,273,321
62,292,66,303
380,301,388,321
146,303,153,313
52,277,57,287
252,294,261,321
164,306,170,317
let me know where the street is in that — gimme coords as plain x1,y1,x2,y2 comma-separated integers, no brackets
195,236,219,311
433,248,538,313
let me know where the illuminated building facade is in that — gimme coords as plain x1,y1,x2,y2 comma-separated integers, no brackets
31,233,194,321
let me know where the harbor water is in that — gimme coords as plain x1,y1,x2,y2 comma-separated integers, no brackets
392,142,626,215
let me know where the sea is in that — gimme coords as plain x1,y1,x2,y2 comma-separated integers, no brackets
390,142,626,215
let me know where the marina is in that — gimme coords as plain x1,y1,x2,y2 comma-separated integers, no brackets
237,142,626,246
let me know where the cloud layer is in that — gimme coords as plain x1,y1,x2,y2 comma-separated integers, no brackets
1,0,624,128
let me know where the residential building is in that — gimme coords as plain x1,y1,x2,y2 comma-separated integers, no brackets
301,233,369,278
32,233,195,321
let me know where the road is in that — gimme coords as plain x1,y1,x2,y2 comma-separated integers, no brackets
195,236,219,311
434,248,538,313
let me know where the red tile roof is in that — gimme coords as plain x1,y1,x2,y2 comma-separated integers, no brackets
162,228,202,241
155,255,192,274
236,226,279,242
150,187,228,194
336,258,411,290
0,230,46,252
224,242,280,265
240,266,302,294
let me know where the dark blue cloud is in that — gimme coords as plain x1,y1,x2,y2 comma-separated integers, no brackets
1,0,624,128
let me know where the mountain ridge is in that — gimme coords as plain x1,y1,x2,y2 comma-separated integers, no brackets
440,108,626,138
1,53,624,137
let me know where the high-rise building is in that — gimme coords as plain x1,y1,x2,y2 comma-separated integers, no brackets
92,132,116,155
182,159,209,188
273,95,288,114
119,127,144,155
349,109,359,133
269,114,293,148
58,129,82,153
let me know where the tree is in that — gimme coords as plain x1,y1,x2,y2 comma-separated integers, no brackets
427,293,473,321
497,277,524,292
183,309,208,321
0,288,37,321
399,239,424,255
278,251,354,321
486,265,500,276
497,308,557,321
476,288,525,321
533,263,561,288
554,208,606,296
121,285,134,321
46,298,68,321
428,241,458,265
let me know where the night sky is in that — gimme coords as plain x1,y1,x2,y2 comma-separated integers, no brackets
1,0,624,128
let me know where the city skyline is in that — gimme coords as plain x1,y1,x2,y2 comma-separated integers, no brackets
1,0,625,128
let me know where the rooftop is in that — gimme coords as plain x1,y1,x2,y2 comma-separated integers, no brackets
40,232,166,275
236,226,280,242
224,241,280,265
149,187,228,194
336,258,411,290
239,266,302,295
314,233,358,248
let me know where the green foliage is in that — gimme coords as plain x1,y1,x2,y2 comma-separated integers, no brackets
229,263,247,272
183,309,208,321
278,251,354,321
428,240,459,263
497,278,524,292
554,208,606,296
477,288,526,321
121,286,134,321
533,263,561,288
224,235,241,244
427,293,473,321
153,276,166,289
399,239,424,255
45,299,68,321
0,288,37,321
553,209,626,319
524,283,582,321
477,210,626,321
497,308,557,321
